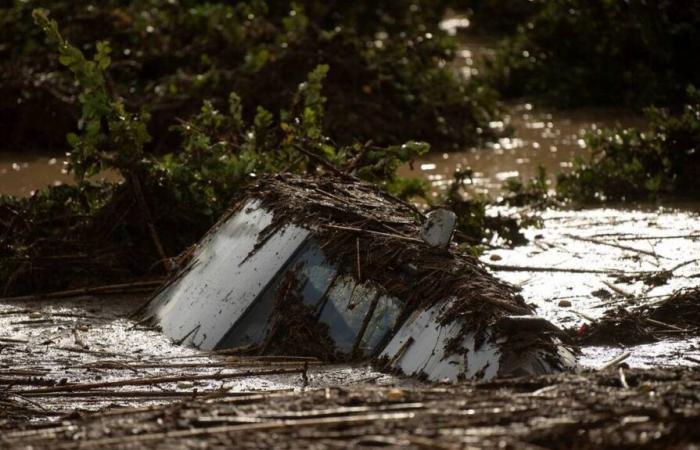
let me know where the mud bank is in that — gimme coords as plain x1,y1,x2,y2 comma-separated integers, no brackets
3,366,700,449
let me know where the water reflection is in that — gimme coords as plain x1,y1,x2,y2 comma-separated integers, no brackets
0,155,72,196
397,28,645,199
0,155,119,196
399,102,644,198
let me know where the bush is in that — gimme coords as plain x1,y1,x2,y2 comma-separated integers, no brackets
460,0,544,36
0,11,438,295
440,169,528,249
557,88,700,202
501,165,551,207
484,0,700,108
0,0,500,151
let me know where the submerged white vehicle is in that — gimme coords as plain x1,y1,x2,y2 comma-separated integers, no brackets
141,174,576,381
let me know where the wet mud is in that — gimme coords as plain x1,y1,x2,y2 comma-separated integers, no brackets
3,366,700,449
0,295,408,423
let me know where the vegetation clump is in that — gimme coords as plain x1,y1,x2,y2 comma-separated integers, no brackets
460,0,544,36
501,165,551,207
484,0,700,108
441,169,528,248
557,88,700,202
573,287,700,346
0,10,439,295
0,0,501,151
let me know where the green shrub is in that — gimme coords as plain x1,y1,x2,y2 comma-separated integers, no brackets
501,165,550,207
1,0,500,151
440,169,527,249
0,10,437,295
557,88,700,202
484,0,700,108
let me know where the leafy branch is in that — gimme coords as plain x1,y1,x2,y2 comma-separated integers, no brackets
33,8,151,181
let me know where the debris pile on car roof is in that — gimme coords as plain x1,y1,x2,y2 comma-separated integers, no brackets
141,174,575,381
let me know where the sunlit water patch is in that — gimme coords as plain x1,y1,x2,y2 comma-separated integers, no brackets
398,102,643,199
0,154,119,196
481,206,700,368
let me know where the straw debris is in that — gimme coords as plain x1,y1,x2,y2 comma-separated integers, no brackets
574,287,700,346
201,173,556,359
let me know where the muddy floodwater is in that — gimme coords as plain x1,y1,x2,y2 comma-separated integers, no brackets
0,295,407,417
1,20,699,410
397,28,700,369
398,97,700,368
484,206,700,368
0,154,119,196
398,102,643,198
0,154,73,196
2,95,699,375
396,98,700,369
3,17,700,450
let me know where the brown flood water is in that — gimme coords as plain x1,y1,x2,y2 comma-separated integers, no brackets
0,154,121,196
0,154,73,196
404,23,700,369
398,102,644,199
1,20,699,371
0,104,640,199
398,27,645,199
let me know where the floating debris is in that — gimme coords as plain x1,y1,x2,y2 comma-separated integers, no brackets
141,174,575,381
574,288,700,346
5,368,700,449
